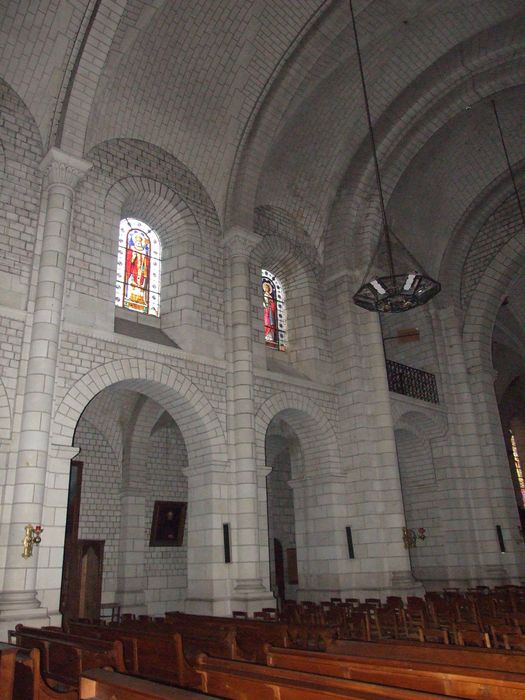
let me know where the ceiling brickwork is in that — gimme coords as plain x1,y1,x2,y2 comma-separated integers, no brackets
1,0,525,301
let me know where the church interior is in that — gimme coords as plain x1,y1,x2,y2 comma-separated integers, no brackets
2,0,525,696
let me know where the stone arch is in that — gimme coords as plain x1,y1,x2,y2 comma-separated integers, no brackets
53,359,227,471
252,206,328,371
104,176,202,245
253,206,322,280
255,392,340,477
437,157,525,310
391,404,448,442
324,22,525,278
91,138,221,231
124,397,171,489
56,0,127,157
0,77,44,304
224,0,337,231
463,235,525,374
74,386,145,463
87,140,224,348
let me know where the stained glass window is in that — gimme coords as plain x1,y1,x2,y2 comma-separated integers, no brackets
262,269,286,350
115,218,161,317
510,430,525,506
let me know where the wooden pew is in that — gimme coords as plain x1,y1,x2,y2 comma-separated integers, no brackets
63,621,141,673
265,644,525,699
194,653,459,699
68,619,233,683
164,610,336,658
0,642,18,700
12,625,125,689
79,668,223,700
14,647,78,700
68,622,213,688
327,638,525,674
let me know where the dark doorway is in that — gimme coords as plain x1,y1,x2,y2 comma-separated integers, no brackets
60,461,105,620
274,537,285,605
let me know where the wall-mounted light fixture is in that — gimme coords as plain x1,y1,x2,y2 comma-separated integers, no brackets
22,524,43,559
402,527,426,549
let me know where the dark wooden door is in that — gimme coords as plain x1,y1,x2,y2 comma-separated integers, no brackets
78,540,104,619
273,537,286,605
60,460,106,621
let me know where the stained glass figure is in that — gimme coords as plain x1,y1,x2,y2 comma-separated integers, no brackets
115,218,161,317
262,269,286,350
510,430,525,506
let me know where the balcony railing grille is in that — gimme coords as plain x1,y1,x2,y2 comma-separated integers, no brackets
386,359,439,404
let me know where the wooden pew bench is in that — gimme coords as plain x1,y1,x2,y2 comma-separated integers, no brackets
194,653,458,699
327,638,525,674
80,668,223,700
66,623,206,688
164,611,337,659
14,647,78,700
0,642,18,700
265,644,525,699
12,625,125,689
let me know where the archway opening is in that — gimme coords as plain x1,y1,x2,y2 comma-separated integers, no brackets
63,384,189,619
264,417,303,605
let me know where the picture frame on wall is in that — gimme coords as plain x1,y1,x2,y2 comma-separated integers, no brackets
149,500,187,546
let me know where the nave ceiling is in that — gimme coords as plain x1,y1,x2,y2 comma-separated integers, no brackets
1,0,525,287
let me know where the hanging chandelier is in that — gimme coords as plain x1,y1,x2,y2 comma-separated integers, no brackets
349,0,441,313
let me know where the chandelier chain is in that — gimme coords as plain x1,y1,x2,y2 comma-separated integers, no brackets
348,0,395,281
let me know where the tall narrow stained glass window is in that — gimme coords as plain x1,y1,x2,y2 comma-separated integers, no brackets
115,218,161,317
262,269,286,350
510,430,525,506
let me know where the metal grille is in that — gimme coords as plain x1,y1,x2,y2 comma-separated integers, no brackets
386,360,439,404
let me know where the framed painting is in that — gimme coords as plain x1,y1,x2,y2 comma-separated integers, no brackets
149,501,187,546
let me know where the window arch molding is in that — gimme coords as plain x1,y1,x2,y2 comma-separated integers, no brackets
251,211,328,375
105,172,224,350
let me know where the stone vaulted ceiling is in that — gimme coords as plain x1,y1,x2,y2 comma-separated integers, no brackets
1,0,525,283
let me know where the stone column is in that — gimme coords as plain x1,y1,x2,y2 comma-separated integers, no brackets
326,271,421,597
224,227,274,613
0,148,91,629
116,487,147,616
430,304,524,584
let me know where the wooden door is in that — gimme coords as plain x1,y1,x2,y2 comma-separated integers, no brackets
60,460,105,620
78,540,104,619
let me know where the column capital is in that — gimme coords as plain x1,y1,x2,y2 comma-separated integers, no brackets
224,226,261,257
40,147,92,189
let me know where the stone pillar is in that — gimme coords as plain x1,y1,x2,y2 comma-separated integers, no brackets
184,464,233,616
430,304,524,584
0,148,91,630
224,227,274,613
116,488,147,616
326,271,421,597
290,473,352,601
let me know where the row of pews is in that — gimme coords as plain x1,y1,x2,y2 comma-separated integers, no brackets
258,586,525,649
4,610,525,698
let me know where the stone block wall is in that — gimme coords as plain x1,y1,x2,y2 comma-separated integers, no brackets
74,420,121,596
144,423,189,613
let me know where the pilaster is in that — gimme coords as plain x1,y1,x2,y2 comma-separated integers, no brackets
0,148,91,623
